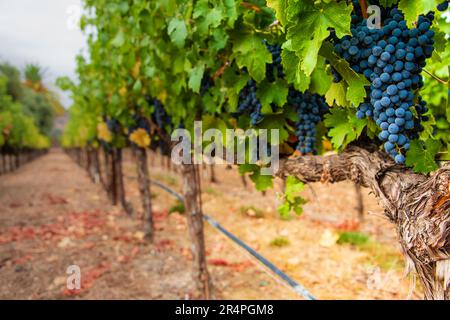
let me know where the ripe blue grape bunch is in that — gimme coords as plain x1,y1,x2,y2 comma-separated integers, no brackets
129,114,150,135
200,74,214,95
236,79,264,126
145,96,172,131
288,88,329,154
332,5,437,164
265,42,283,82
235,41,285,126
437,1,449,12
106,118,121,134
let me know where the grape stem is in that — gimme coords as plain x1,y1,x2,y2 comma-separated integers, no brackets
358,0,369,19
240,2,261,12
423,69,449,86
213,61,230,80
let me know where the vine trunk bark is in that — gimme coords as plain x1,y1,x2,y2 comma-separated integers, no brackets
113,148,133,215
276,145,450,299
181,162,213,299
135,147,154,241
354,183,365,222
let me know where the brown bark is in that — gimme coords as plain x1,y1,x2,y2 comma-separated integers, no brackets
110,148,118,205
90,148,101,184
1,154,5,175
181,163,213,299
102,148,112,197
354,183,365,222
135,147,154,241
114,148,133,215
210,165,217,183
276,146,450,299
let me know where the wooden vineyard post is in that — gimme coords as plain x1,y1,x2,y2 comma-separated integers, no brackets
241,174,248,189
209,165,217,183
103,148,113,199
135,147,154,241
91,148,101,184
85,148,91,173
76,148,81,166
354,183,365,222
110,148,118,205
114,147,133,215
181,162,213,299
0,153,5,175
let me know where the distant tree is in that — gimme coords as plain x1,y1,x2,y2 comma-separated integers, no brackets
0,62,23,100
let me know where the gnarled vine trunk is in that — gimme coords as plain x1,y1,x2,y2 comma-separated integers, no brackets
276,146,450,299
181,162,213,299
135,147,154,241
113,147,133,215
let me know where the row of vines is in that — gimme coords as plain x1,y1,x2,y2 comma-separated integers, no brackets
0,64,51,175
59,0,449,299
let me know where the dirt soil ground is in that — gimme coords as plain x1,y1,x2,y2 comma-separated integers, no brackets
0,149,422,299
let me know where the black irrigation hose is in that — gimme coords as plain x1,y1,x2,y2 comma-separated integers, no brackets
149,179,317,301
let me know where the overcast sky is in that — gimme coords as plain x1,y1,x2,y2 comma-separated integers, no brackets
0,0,86,107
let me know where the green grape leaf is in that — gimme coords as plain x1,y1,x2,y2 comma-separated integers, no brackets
231,33,272,82
320,42,370,106
188,63,205,93
168,18,187,48
238,164,274,191
287,0,352,76
405,139,441,174
111,29,125,47
325,82,349,107
266,0,289,26
324,107,367,150
398,0,439,27
310,56,332,95
281,46,310,92
379,0,400,7
194,0,224,35
277,176,307,218
258,114,289,142
257,79,288,112
250,171,274,191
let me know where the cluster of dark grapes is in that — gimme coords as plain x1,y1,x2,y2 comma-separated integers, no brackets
288,88,329,154
236,79,264,126
437,1,449,12
145,95,172,131
265,42,283,82
332,5,438,164
106,118,121,134
200,74,214,95
235,41,284,126
128,114,150,134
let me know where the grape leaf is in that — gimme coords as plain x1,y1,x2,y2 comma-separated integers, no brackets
379,0,400,7
398,0,439,27
281,46,310,92
188,63,205,93
231,33,272,82
320,42,370,106
405,139,441,174
257,79,288,112
325,82,349,107
111,29,125,47
310,56,332,95
277,176,307,218
194,0,224,35
266,0,289,26
324,107,367,150
168,18,187,48
286,0,352,76
238,164,273,191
